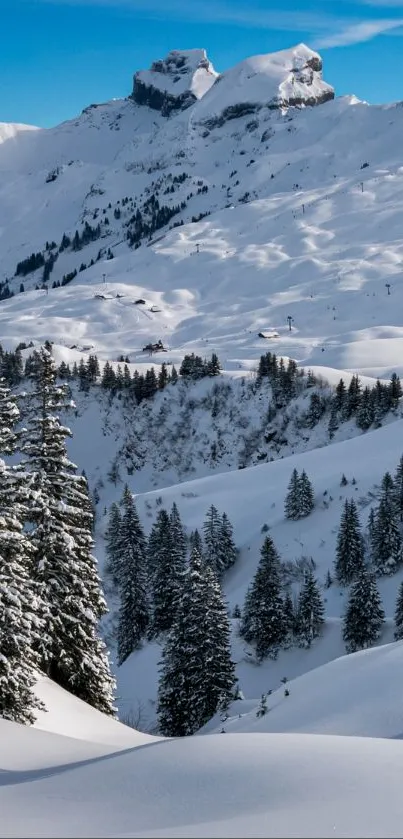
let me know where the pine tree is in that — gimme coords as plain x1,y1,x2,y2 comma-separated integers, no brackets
157,548,235,736
203,504,222,574
256,693,268,718
21,348,115,715
295,569,325,648
283,590,295,646
189,528,204,558
0,380,44,725
393,455,403,522
240,536,287,660
117,491,149,665
0,507,44,724
343,570,385,653
104,503,122,587
328,405,339,439
356,386,375,430
394,581,403,640
344,374,361,419
334,378,347,412
216,512,238,574
334,499,364,585
371,496,402,575
202,565,236,720
150,506,185,636
167,501,187,617
298,470,314,518
284,468,300,520
388,372,402,409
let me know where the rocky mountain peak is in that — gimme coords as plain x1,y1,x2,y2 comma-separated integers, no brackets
194,43,335,127
131,49,218,116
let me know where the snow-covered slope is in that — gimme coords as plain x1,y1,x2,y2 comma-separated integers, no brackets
32,673,157,747
2,715,403,838
212,640,403,740
104,416,403,726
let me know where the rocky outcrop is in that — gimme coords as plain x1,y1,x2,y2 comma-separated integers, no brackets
131,49,218,117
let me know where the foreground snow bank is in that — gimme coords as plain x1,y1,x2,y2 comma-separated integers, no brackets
1,723,403,837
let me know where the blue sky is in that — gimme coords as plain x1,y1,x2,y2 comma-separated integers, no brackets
3,0,403,126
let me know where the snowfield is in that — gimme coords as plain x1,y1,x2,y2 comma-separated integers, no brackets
2,716,403,838
4,39,403,837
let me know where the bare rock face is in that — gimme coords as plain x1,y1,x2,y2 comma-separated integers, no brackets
131,49,218,116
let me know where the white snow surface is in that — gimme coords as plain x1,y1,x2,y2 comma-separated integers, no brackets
33,673,157,747
211,641,403,740
2,715,403,838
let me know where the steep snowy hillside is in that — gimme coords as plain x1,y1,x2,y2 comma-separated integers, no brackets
94,410,403,728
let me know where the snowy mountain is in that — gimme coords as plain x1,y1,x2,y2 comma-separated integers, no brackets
4,40,403,836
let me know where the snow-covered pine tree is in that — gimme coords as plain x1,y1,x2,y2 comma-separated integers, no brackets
0,505,44,724
157,547,212,736
0,377,19,453
169,501,187,602
356,386,375,430
216,512,238,575
203,504,222,575
240,536,287,660
117,490,149,665
0,380,44,725
394,581,403,640
328,405,339,439
146,514,162,590
334,499,365,585
393,455,403,522
343,569,385,653
371,495,402,575
367,507,376,546
256,693,268,718
202,565,236,720
283,590,295,647
189,528,204,559
150,509,178,636
295,568,325,648
284,468,300,520
298,470,315,518
21,347,115,715
104,502,122,588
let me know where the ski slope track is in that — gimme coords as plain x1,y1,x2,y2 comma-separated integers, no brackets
3,41,403,838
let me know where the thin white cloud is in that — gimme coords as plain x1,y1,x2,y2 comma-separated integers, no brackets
314,17,403,47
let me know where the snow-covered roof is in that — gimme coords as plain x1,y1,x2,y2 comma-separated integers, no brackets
195,43,334,123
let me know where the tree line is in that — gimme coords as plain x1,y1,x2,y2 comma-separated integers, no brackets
257,350,402,434
105,494,239,736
